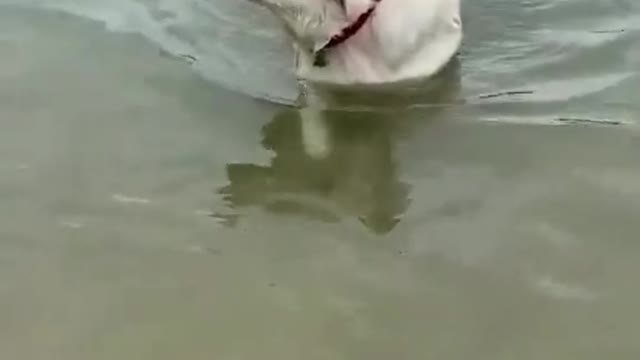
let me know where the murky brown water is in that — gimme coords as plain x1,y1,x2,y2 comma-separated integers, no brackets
1,2,640,359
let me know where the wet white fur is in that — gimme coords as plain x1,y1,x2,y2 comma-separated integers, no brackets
248,0,462,158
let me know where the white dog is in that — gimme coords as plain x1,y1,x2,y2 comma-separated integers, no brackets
247,0,463,157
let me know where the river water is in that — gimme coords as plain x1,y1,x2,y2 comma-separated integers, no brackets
1,0,639,359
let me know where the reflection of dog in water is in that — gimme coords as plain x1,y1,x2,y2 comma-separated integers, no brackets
215,64,460,234
218,108,408,234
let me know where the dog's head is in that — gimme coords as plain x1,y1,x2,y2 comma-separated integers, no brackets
247,0,347,54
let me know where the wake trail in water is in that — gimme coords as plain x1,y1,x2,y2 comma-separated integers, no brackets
1,0,638,120
0,0,300,104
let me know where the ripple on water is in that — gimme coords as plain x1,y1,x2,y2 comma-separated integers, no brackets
1,0,637,114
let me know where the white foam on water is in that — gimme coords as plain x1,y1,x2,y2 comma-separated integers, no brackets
111,193,152,205
533,275,598,302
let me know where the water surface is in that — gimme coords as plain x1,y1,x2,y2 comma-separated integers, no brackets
1,1,640,359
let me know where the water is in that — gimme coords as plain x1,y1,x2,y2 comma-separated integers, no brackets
1,1,639,359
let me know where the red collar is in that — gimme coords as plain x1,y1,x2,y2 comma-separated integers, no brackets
313,0,382,67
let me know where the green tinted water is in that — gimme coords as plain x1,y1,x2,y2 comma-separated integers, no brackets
1,3,640,359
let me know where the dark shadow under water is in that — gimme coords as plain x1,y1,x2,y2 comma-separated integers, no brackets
214,61,463,234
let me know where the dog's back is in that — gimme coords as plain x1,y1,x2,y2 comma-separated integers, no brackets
248,0,462,86
247,0,463,161
296,0,462,85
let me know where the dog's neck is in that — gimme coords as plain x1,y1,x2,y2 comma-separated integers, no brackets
313,0,381,67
